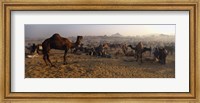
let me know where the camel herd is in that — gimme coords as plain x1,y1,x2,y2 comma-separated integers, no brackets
26,33,172,66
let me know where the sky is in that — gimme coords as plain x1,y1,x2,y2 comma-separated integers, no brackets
25,24,175,39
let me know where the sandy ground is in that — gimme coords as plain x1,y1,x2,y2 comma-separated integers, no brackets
25,49,175,78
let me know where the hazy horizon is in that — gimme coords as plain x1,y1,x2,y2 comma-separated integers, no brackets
25,24,175,39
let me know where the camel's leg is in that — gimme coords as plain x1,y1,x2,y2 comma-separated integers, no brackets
140,53,143,63
136,55,138,61
43,54,48,66
46,53,54,67
70,48,72,53
63,49,69,65
164,58,166,64
136,53,139,62
149,51,151,57
73,48,78,53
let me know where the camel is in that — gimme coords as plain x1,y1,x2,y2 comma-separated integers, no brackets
121,44,128,55
164,45,175,55
85,44,110,57
25,43,37,54
115,50,124,56
102,43,110,50
109,43,121,50
128,42,143,62
25,43,39,58
128,42,146,63
142,47,152,56
94,44,104,56
92,44,111,58
159,48,168,64
153,47,168,64
85,47,95,56
153,47,160,61
42,33,83,66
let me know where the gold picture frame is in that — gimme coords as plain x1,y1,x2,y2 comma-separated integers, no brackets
0,0,199,102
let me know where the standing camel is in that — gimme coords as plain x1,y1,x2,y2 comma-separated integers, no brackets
128,45,137,51
127,42,143,62
159,48,168,64
42,33,83,66
128,44,151,58
153,47,168,64
121,44,128,55
132,42,144,63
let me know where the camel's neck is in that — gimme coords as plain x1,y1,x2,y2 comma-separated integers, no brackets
145,47,151,51
129,45,136,50
71,43,77,48
71,39,81,48
75,40,81,46
142,47,151,53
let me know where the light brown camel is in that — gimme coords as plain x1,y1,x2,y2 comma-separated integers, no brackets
135,42,144,63
128,44,151,56
42,33,83,66
121,44,128,55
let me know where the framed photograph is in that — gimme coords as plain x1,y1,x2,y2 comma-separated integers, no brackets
1,0,199,102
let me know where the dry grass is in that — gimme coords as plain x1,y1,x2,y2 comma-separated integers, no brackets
25,49,175,78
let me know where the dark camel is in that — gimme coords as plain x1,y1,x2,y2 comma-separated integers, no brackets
128,42,151,63
142,47,152,56
128,45,151,55
127,42,143,62
159,48,168,64
42,33,83,66
153,47,168,64
164,45,175,55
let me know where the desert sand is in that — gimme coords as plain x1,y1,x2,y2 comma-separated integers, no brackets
25,49,175,78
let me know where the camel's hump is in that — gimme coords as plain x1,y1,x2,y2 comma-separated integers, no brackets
136,42,143,49
50,33,62,39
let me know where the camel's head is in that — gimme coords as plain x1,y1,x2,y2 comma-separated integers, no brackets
75,36,83,46
77,36,83,42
